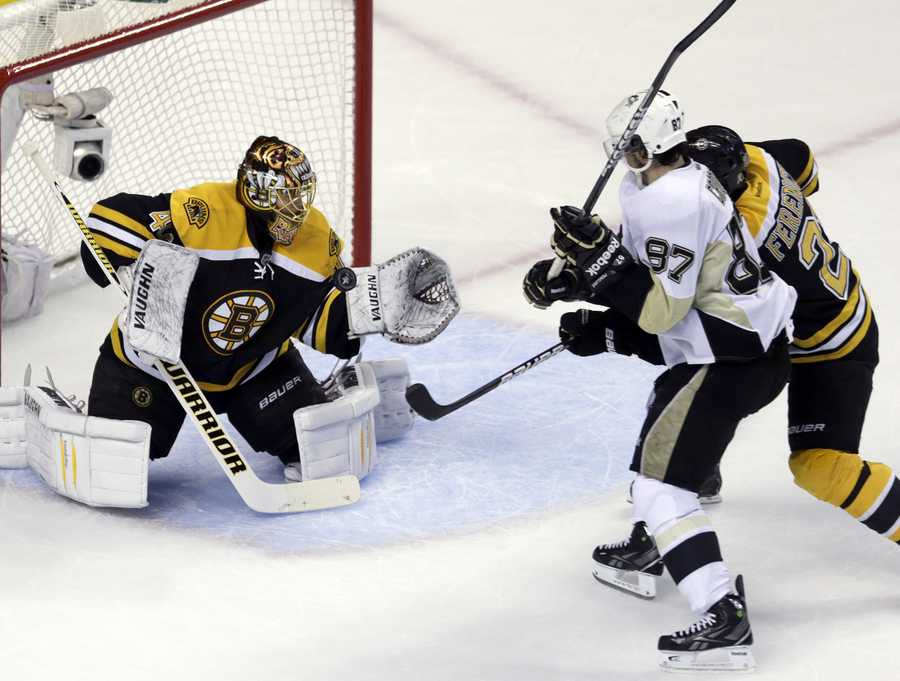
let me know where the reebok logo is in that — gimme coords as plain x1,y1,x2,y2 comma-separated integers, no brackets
132,262,156,330
585,238,621,278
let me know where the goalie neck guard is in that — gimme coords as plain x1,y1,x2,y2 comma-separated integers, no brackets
236,135,317,245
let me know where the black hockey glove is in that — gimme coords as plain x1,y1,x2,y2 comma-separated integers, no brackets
559,308,631,356
523,258,583,309
550,205,634,294
559,308,666,365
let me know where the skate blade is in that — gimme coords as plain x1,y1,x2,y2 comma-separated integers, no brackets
658,645,755,673
591,561,657,599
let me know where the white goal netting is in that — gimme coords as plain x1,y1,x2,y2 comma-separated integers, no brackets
1,0,368,275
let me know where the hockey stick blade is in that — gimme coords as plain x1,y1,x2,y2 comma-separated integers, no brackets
26,145,360,514
406,342,567,421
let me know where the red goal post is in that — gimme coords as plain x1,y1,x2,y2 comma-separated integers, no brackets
0,0,372,275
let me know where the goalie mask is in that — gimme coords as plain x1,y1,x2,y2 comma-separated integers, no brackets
685,125,749,201
603,89,686,172
237,136,317,245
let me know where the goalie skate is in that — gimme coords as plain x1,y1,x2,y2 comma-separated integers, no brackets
591,521,663,599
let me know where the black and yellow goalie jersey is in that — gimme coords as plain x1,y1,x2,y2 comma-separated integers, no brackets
81,181,360,391
738,140,873,363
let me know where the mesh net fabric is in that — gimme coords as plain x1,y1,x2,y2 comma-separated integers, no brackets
1,0,360,269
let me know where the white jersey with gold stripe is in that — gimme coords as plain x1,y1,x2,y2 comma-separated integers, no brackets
616,161,796,366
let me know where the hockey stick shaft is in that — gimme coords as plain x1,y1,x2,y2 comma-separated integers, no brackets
24,143,359,513
406,341,567,420
548,0,738,278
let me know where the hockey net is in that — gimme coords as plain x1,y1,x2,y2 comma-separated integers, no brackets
0,0,372,283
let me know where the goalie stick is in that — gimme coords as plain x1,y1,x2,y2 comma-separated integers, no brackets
547,0,738,279
24,142,360,514
406,341,567,420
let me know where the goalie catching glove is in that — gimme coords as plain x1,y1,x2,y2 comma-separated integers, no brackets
345,248,460,344
550,205,633,294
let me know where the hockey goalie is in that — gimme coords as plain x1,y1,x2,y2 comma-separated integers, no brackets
0,136,460,510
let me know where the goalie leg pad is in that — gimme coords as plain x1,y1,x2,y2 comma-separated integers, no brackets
0,386,27,468
24,386,151,508
293,363,380,481
124,239,199,363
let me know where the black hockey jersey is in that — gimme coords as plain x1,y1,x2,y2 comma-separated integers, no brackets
81,181,359,391
738,140,873,363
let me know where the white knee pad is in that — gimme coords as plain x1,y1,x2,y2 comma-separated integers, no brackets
294,363,380,481
1,385,151,508
366,358,415,442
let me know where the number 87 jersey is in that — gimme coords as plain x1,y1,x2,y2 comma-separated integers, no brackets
738,140,872,364
611,160,797,367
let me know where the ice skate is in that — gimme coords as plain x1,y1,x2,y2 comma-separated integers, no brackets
658,575,755,673
591,521,663,598
697,465,723,505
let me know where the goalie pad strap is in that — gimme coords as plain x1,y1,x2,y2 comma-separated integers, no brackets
125,240,199,363
21,386,151,508
294,363,380,481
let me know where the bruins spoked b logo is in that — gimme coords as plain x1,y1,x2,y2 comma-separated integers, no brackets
203,290,274,355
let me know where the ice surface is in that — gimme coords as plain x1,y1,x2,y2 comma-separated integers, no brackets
3,315,660,551
2,1,900,680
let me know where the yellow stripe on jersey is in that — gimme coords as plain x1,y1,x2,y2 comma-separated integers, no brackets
196,359,259,392
109,320,136,368
790,300,872,364
804,175,819,196
94,233,141,260
90,203,156,241
736,145,773,239
795,151,817,190
313,288,342,353
792,275,861,349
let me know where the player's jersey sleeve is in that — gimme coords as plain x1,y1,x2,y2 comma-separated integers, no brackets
80,192,175,287
294,285,360,359
751,139,819,196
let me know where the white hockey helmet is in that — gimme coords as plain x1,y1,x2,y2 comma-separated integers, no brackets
603,89,686,171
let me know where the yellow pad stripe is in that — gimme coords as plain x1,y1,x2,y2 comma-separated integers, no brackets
846,462,895,520
737,145,774,239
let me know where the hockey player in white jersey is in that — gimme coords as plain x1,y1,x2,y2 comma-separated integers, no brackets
523,90,797,672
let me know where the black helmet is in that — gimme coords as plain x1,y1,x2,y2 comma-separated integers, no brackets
686,125,749,200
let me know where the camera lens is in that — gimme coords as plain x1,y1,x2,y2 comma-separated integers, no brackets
72,141,105,181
